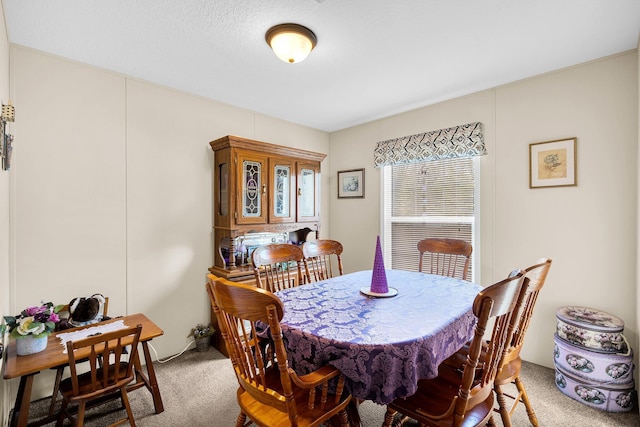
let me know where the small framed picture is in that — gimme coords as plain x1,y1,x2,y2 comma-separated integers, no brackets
337,168,365,199
529,137,577,189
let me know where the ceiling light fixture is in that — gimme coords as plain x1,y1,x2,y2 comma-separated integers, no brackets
265,23,317,64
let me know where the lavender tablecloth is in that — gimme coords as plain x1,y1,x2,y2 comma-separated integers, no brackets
276,269,482,404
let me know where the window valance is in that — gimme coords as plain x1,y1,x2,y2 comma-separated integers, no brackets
373,122,486,167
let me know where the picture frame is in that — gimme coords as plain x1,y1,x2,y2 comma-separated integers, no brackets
337,168,365,199
529,137,577,189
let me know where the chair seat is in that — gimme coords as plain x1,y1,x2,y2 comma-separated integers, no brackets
237,368,350,427
60,363,134,401
442,342,521,384
388,364,494,427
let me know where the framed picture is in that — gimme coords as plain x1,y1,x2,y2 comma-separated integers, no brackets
337,168,365,199
529,137,577,189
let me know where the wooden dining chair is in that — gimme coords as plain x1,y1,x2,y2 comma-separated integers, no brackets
417,238,473,281
493,258,552,427
49,296,110,415
441,259,552,426
206,274,352,427
382,269,525,427
56,324,142,427
302,239,344,282
251,243,311,292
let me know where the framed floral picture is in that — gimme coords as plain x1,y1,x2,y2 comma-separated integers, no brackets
337,168,365,199
529,137,577,188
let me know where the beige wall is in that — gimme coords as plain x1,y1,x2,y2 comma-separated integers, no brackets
5,46,330,402
329,51,639,370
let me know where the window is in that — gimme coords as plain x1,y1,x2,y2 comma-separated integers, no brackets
382,157,478,280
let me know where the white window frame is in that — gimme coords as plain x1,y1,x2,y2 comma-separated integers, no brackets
380,157,481,282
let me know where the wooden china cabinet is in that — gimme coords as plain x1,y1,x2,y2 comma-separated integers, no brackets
208,135,326,355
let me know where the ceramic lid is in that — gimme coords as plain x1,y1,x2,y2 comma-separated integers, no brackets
556,306,624,333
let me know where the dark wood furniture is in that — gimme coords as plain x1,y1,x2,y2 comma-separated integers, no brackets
417,237,473,281
56,325,142,427
208,135,326,354
208,135,326,282
251,243,310,292
206,274,351,427
382,270,525,427
3,313,164,427
302,239,344,281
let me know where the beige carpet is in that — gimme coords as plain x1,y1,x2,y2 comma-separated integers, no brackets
20,346,640,426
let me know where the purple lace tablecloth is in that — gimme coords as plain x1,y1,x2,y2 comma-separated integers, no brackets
276,269,482,404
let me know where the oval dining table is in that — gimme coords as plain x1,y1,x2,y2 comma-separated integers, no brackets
274,269,482,406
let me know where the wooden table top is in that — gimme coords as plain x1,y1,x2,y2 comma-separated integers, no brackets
3,313,163,379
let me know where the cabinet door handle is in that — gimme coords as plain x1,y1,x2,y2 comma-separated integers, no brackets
262,185,267,194
298,188,302,196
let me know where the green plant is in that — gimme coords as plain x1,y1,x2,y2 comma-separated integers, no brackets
2,302,64,339
190,323,214,339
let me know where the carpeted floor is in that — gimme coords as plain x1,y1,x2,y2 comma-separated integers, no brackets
19,346,640,426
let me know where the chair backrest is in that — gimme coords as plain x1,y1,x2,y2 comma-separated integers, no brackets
417,238,472,280
251,243,310,292
503,258,552,364
453,270,525,424
206,274,345,423
302,239,344,281
65,324,141,398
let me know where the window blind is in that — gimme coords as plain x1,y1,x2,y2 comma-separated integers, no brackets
382,157,476,277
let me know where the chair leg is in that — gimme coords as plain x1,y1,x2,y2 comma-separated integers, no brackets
337,409,350,427
120,388,137,427
514,376,539,427
494,383,512,427
55,399,68,427
49,366,65,415
382,407,396,427
76,401,87,427
235,412,247,427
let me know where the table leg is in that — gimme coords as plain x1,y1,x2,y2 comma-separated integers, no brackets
346,398,362,427
128,341,164,414
10,374,35,427
141,341,164,413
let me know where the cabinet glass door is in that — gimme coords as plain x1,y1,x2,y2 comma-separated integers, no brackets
218,162,229,217
297,162,320,222
236,151,267,225
274,166,291,217
269,157,295,223
243,160,262,218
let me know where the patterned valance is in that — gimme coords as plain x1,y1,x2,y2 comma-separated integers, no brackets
373,122,486,167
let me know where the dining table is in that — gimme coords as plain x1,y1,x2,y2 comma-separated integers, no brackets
275,269,483,405
3,313,164,427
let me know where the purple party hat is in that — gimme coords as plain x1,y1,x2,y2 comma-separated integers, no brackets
370,235,389,293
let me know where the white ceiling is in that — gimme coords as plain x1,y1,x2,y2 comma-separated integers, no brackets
3,0,640,132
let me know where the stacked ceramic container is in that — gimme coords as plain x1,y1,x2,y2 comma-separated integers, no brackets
554,306,635,412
